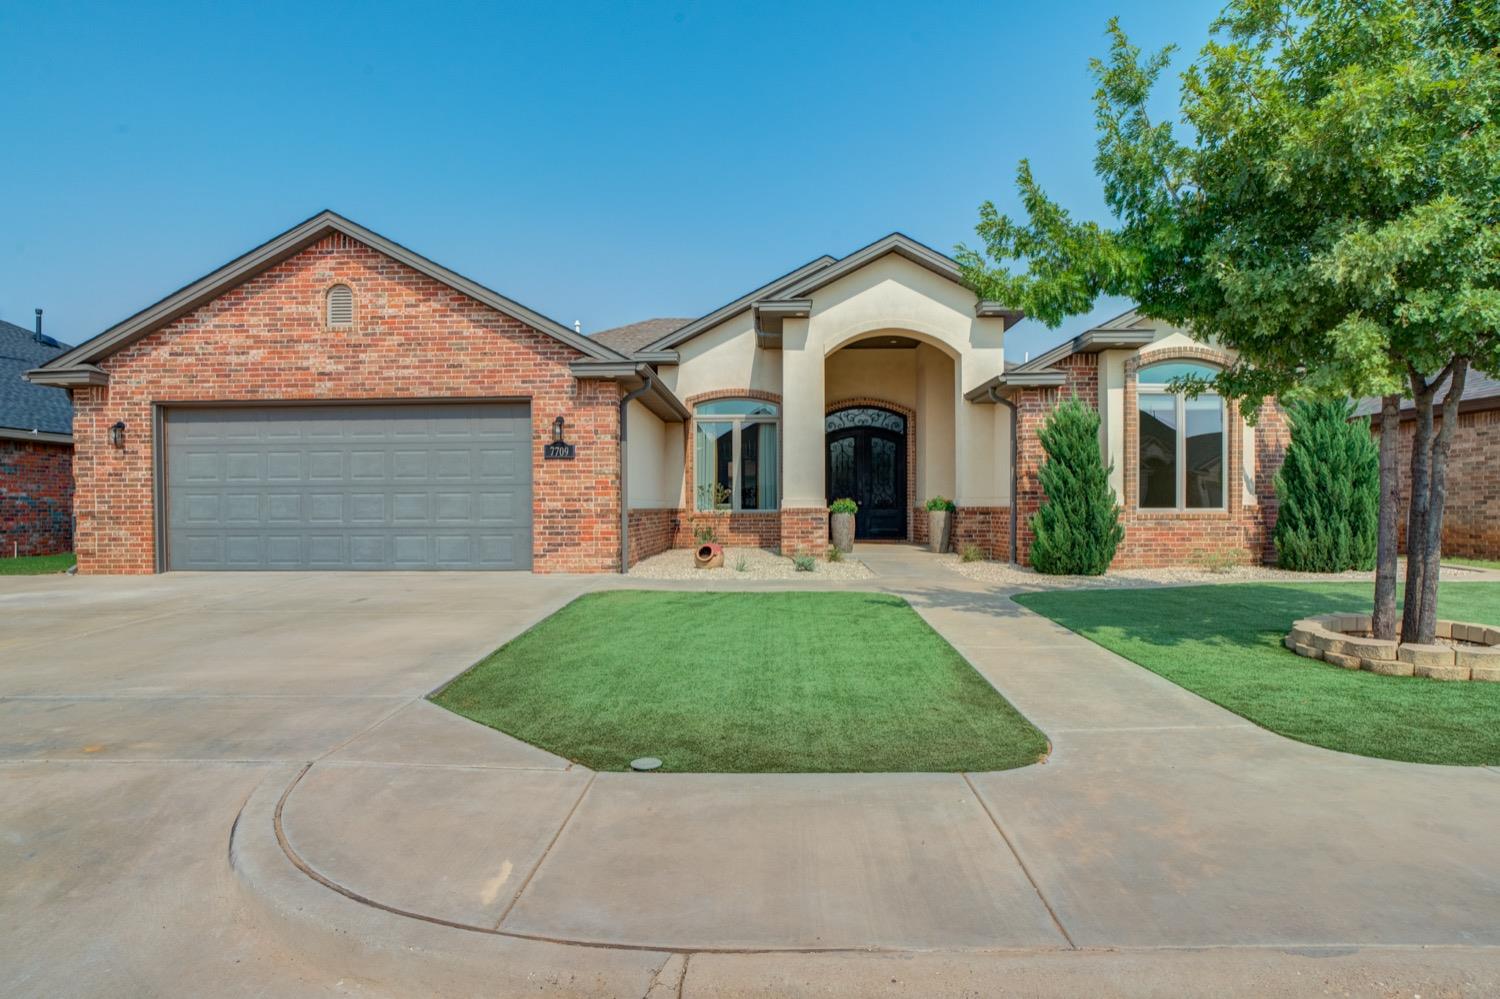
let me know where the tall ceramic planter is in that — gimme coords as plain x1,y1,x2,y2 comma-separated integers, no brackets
829,512,854,553
928,509,952,554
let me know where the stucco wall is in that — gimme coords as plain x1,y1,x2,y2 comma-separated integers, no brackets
625,400,681,509
783,254,1007,510
824,348,917,409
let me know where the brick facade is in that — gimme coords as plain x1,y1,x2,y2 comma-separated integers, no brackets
1375,406,1500,559
71,233,622,574
1008,346,1288,570
1,439,73,557
626,507,677,567
778,508,829,557
951,506,1008,560
672,510,780,549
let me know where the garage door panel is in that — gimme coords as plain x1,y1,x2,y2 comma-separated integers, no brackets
166,403,531,570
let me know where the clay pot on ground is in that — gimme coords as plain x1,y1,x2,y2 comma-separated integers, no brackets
694,543,724,569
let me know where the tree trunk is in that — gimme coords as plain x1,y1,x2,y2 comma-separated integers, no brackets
1400,372,1437,642
1416,359,1468,641
1372,393,1403,640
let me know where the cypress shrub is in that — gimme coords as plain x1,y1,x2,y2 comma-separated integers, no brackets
1029,399,1123,575
1274,399,1379,571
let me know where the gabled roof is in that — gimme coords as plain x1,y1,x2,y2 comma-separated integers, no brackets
591,318,693,356
641,232,1024,356
0,319,72,441
28,210,624,386
639,254,839,353
967,306,1157,403
777,232,1015,320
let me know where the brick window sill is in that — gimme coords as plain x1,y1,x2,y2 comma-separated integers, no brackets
1128,509,1233,520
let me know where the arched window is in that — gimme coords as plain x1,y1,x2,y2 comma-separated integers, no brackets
326,284,354,327
1137,361,1225,509
694,399,779,511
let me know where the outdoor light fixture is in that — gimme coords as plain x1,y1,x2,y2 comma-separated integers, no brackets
109,421,126,448
552,415,566,443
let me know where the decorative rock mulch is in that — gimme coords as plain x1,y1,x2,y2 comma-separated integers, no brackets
1286,614,1500,681
628,546,874,580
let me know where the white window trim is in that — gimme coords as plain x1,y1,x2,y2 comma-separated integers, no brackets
694,407,780,512
1138,385,1228,512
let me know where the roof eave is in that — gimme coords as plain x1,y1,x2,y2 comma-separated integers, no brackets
639,255,839,353
1012,329,1156,374
0,426,72,445
24,364,110,388
32,210,624,374
975,301,1025,330
568,361,689,421
965,371,1068,403
752,299,812,348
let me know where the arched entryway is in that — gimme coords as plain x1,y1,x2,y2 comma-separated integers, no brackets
825,405,908,540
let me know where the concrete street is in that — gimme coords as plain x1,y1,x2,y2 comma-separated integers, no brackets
3,549,1498,997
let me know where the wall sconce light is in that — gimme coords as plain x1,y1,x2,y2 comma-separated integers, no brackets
109,421,126,448
552,415,566,443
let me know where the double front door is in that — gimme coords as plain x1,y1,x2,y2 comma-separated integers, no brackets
826,408,907,540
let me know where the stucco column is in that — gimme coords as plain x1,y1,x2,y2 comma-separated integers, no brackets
780,316,826,508
777,317,829,555
954,341,1006,508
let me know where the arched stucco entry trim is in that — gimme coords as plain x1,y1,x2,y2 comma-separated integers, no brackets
822,323,965,360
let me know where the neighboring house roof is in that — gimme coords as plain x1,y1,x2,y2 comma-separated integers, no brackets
28,210,626,388
1354,369,1500,419
591,318,693,355
638,232,1024,356
0,319,72,442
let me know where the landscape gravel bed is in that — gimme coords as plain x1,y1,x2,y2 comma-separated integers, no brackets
628,546,874,580
945,555,1498,591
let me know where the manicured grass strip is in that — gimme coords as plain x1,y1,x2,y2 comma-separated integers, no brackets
434,590,1048,773
0,552,75,575
1014,582,1500,766
1448,557,1500,571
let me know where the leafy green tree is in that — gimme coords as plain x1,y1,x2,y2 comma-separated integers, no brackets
959,1,1500,641
1029,399,1123,575
1274,401,1379,571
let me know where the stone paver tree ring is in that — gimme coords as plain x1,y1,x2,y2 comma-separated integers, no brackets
1286,615,1500,681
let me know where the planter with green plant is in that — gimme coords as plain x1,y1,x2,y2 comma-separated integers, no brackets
829,497,858,553
925,497,955,554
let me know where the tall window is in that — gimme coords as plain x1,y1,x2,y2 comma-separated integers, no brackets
694,399,779,511
1138,361,1225,509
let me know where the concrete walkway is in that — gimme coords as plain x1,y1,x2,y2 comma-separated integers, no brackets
3,552,1499,996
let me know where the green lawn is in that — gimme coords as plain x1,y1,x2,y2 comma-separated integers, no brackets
433,590,1048,773
0,552,75,575
1448,557,1500,571
1014,582,1500,766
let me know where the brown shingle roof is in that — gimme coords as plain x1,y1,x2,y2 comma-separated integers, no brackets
590,318,692,355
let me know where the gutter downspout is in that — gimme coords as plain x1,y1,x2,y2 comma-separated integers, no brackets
618,372,655,573
988,385,1019,565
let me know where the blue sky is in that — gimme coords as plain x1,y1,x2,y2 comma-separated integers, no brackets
0,1,1221,360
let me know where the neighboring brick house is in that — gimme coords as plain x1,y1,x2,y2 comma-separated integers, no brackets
1357,372,1500,560
30,211,1290,574
1,316,74,557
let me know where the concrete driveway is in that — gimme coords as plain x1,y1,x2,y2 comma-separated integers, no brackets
3,560,1499,997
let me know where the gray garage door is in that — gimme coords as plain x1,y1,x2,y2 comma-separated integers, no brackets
165,403,531,570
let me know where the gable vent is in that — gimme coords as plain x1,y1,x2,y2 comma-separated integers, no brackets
326,284,354,327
